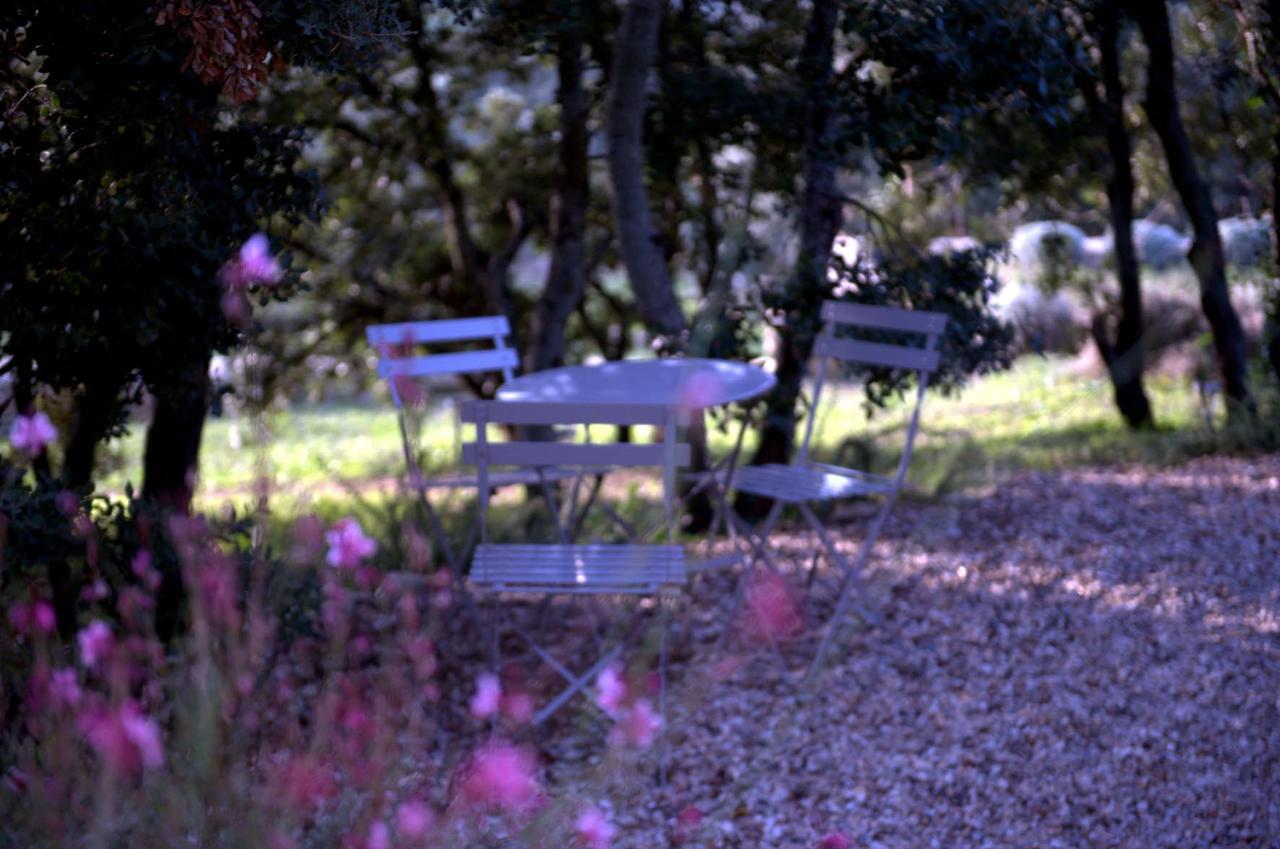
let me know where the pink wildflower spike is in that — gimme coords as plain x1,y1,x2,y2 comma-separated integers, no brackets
500,689,535,726
77,620,114,669
608,698,662,750
220,289,252,326
55,489,79,516
740,571,803,643
80,701,164,775
396,800,434,839
326,517,376,570
673,805,704,845
220,233,282,290
272,754,337,811
595,662,628,718
675,369,722,417
9,411,58,457
8,599,56,636
455,740,540,814
816,832,853,849
289,514,328,564
49,668,82,708
364,820,391,849
574,805,617,849
469,672,502,720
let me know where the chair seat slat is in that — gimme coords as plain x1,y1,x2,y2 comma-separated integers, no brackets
730,463,894,503
471,544,686,593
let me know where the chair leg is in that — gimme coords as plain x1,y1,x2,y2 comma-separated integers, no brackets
712,501,785,654
658,592,669,786
803,496,896,682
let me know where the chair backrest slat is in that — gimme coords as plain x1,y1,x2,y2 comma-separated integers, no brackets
377,348,519,379
460,400,670,427
820,301,948,335
815,336,941,373
465,399,685,545
366,316,512,346
462,441,690,468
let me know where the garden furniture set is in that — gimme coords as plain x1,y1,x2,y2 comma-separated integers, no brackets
366,300,947,731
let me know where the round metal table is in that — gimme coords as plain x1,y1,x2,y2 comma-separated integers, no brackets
496,357,776,409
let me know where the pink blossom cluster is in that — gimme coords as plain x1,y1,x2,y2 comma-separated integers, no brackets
467,671,534,725
326,517,377,570
454,740,541,815
218,233,281,324
594,662,663,750
740,570,803,643
9,411,57,457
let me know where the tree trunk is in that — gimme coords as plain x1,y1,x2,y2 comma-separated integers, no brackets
142,353,211,514
1266,0,1280,382
529,13,590,374
63,381,121,490
744,0,842,497
1129,0,1256,420
606,0,686,346
1094,0,1154,429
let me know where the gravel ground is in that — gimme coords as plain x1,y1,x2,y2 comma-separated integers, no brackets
539,455,1280,848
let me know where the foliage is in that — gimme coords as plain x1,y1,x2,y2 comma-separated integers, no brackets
0,3,321,479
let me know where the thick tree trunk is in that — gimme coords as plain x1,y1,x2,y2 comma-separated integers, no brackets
529,16,590,374
63,381,120,490
1094,1,1154,429
1129,0,1256,420
1268,143,1280,381
745,0,842,488
1266,0,1280,382
606,0,686,345
142,353,211,514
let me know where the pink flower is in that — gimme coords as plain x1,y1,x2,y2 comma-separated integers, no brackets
364,820,391,849
740,571,803,643
49,668,82,708
816,832,853,849
220,233,281,290
272,754,337,811
8,599,56,636
500,689,535,725
396,800,434,839
675,370,722,415
595,663,628,718
455,740,539,814
9,411,57,457
608,698,662,750
77,621,114,669
574,805,617,849
80,701,164,775
290,514,328,564
326,517,376,570
469,672,502,720
674,805,704,845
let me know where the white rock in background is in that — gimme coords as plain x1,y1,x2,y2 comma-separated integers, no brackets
1080,233,1113,269
1132,219,1191,269
1009,221,1087,267
928,235,981,256
1218,215,1273,267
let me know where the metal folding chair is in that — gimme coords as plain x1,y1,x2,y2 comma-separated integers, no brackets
460,400,688,763
726,301,947,680
365,317,575,576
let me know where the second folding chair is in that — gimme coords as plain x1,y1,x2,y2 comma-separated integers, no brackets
726,300,947,680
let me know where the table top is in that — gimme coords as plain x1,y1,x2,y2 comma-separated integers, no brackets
496,357,776,409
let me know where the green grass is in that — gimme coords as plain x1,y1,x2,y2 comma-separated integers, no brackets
97,355,1275,519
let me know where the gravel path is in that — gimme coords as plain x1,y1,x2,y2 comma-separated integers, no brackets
550,455,1280,848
